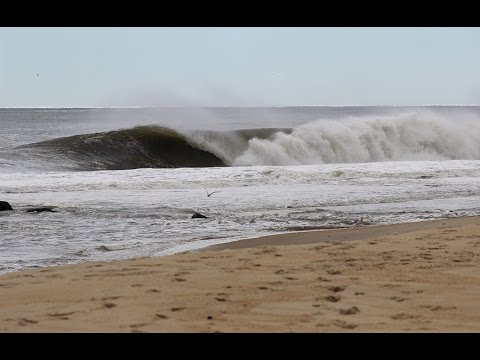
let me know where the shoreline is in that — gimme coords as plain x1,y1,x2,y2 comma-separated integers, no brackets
1,215,480,332
205,216,471,251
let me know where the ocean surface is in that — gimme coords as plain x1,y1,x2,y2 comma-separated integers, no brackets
2,106,480,274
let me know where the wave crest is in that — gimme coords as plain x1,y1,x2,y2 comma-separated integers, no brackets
11,111,480,170
20,126,226,170
232,113,480,165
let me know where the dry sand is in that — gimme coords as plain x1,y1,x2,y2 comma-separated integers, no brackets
1,216,480,332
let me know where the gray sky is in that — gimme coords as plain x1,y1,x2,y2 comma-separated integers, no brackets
1,27,480,107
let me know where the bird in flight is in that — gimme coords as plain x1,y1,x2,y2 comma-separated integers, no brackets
203,186,220,197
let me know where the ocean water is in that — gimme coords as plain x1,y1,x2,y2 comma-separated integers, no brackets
1,106,480,274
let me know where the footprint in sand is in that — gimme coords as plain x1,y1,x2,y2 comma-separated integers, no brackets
146,289,159,293
327,270,342,275
381,283,402,288
171,307,186,312
430,306,457,311
326,286,345,293
419,305,433,309
130,323,150,329
332,319,358,329
155,314,168,319
339,306,360,315
255,248,276,255
237,266,251,270
389,296,406,302
175,271,190,276
18,318,38,325
391,313,421,320
122,267,141,271
324,295,341,303
47,311,77,320
103,303,117,309
47,311,77,317
267,281,284,285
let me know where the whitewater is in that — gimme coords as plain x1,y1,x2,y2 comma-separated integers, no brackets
1,106,480,274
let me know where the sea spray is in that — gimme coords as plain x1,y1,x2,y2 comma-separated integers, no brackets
231,112,480,165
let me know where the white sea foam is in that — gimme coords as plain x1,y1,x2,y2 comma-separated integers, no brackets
222,112,480,165
2,160,480,273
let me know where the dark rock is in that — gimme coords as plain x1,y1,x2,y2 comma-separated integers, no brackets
0,201,13,211
191,212,207,219
26,207,57,213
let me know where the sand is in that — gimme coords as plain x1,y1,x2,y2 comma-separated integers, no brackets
1,216,479,332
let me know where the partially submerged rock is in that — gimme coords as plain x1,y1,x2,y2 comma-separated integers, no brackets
1,202,58,213
26,207,57,213
0,201,13,211
191,212,208,219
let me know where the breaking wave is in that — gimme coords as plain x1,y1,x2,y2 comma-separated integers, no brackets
231,112,480,165
9,111,480,170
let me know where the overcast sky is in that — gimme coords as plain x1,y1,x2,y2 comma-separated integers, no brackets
1,27,479,107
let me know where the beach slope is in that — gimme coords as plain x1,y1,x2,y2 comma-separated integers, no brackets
1,216,479,332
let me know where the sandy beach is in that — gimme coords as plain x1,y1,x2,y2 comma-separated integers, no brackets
1,216,479,332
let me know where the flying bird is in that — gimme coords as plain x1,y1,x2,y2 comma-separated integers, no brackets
203,186,220,197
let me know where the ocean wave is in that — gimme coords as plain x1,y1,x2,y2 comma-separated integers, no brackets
7,111,480,170
15,126,226,170
231,112,480,165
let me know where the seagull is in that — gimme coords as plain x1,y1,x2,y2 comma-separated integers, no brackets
203,186,220,197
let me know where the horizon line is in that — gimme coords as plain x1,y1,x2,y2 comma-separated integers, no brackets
1,104,480,109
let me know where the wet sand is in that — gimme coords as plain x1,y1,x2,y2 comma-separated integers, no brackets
1,216,479,332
